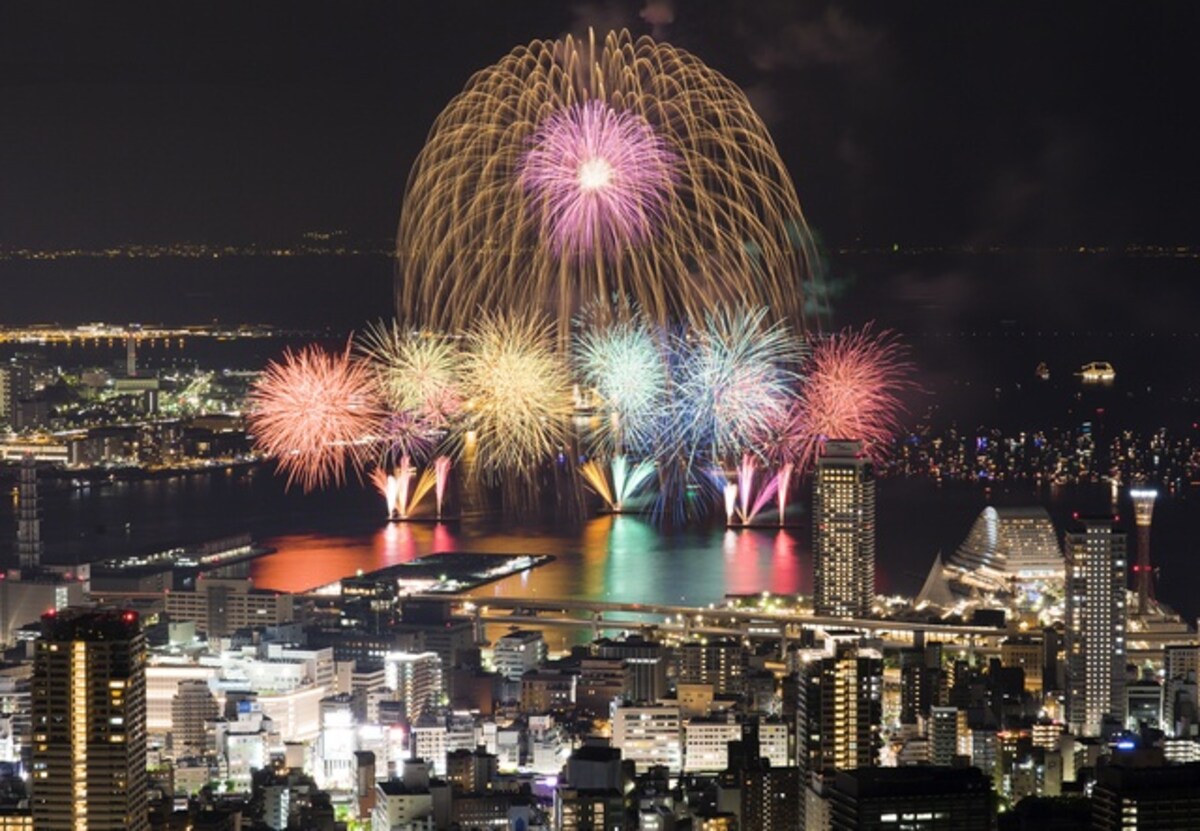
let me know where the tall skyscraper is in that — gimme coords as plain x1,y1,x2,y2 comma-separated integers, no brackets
1065,517,1128,738
1130,488,1158,616
798,645,882,777
813,440,876,617
797,644,883,827
31,608,149,830
15,454,44,571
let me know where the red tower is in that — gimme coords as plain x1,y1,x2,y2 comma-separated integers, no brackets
1130,488,1158,616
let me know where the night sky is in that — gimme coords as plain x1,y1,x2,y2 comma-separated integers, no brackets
3,1,1200,327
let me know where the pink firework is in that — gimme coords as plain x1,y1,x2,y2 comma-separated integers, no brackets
518,100,676,257
786,325,913,472
248,344,382,492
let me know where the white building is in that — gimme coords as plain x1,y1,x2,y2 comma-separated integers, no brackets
492,630,547,683
1065,518,1127,737
384,651,443,720
813,440,875,617
612,704,682,773
684,717,742,773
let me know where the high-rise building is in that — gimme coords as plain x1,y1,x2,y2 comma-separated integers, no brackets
929,707,963,766
813,440,875,617
31,608,149,830
1065,516,1128,737
678,638,745,696
163,576,295,637
1130,487,1158,616
15,454,43,571
383,651,442,721
797,644,882,793
0,368,10,426
999,635,1045,696
171,678,218,757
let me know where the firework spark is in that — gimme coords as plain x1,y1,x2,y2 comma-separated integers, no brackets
434,456,452,517
519,100,676,257
786,324,912,471
397,29,817,334
575,317,667,454
458,313,574,477
376,410,442,465
673,307,799,458
356,320,462,423
248,344,382,492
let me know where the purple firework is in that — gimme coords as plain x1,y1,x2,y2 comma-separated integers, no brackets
518,100,677,257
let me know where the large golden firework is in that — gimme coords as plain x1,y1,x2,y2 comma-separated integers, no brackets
396,29,816,338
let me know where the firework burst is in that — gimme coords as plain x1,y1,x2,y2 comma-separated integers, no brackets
575,316,667,454
519,100,676,257
356,320,462,423
458,313,574,478
786,324,913,471
672,307,798,458
248,344,382,492
397,29,817,334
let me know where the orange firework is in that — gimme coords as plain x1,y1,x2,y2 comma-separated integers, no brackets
247,344,383,492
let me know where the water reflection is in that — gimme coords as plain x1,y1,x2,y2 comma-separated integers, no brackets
249,513,810,609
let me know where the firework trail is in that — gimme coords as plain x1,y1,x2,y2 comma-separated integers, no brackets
370,467,401,519
776,462,794,526
248,344,382,492
786,324,913,472
434,456,452,517
581,455,657,512
397,29,817,335
458,313,574,479
580,459,615,508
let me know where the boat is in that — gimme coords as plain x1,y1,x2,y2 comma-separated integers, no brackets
1079,361,1115,382
1035,362,1050,381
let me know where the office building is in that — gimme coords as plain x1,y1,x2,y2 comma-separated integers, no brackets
14,455,43,571
612,704,682,773
30,608,149,830
684,715,744,773
813,440,875,617
1092,761,1200,830
171,678,218,757
797,645,883,782
1164,645,1200,738
164,577,294,637
1000,636,1045,695
1065,517,1127,737
492,629,546,683
678,638,744,697
596,635,668,703
827,766,994,831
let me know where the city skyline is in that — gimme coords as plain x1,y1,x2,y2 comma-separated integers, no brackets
0,5,1199,828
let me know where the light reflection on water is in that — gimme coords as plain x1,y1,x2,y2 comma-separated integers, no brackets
248,513,809,608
